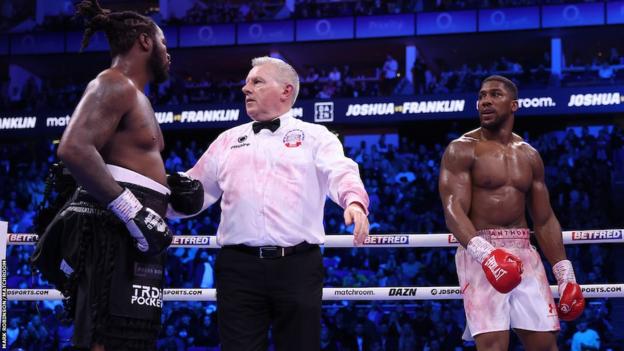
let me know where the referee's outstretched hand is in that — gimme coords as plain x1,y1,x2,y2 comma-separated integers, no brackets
344,202,369,246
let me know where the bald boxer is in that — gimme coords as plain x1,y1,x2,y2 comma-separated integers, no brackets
439,75,585,350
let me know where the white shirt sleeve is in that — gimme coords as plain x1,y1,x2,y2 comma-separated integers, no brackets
314,127,369,213
188,134,224,210
167,133,225,219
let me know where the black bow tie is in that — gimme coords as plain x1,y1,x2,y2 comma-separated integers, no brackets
252,119,280,134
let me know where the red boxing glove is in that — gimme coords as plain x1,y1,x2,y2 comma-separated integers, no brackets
467,236,523,294
482,249,523,293
553,260,585,321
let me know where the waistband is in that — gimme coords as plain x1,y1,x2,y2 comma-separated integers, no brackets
73,182,169,217
477,228,530,249
106,164,170,195
222,242,318,259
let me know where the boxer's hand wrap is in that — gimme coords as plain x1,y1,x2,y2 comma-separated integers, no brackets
553,259,585,321
467,236,523,294
167,172,204,215
108,188,173,256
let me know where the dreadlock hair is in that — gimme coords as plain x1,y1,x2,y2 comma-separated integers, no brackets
75,0,157,56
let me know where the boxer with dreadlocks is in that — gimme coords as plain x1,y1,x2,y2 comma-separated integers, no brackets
31,1,203,350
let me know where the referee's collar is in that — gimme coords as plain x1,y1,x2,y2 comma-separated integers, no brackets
268,110,294,131
276,109,293,127
250,110,294,134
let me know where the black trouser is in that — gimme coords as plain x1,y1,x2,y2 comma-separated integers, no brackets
215,244,323,351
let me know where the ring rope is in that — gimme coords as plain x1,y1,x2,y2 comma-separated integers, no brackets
6,228,624,248
7,284,624,302
4,229,624,301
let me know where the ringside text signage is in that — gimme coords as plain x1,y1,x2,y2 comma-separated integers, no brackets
1,86,623,137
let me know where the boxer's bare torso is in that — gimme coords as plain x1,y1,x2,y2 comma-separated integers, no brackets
58,69,167,203
441,129,542,233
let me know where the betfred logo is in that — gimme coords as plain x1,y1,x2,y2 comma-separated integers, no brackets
172,236,211,246
8,234,38,243
571,230,623,241
364,235,409,245
447,234,458,243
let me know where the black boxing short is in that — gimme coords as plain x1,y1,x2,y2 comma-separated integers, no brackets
32,180,169,351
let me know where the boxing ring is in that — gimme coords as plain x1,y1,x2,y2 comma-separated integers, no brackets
1,220,623,344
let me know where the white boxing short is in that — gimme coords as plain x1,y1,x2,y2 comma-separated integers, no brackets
455,228,560,339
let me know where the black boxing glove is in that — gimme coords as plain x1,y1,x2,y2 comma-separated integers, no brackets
167,172,204,215
108,188,172,256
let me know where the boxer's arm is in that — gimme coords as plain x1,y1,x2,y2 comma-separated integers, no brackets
57,73,134,203
527,145,584,319
525,145,567,265
438,138,477,247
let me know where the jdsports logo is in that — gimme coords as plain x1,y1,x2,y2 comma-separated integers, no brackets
431,288,461,296
389,288,417,296
484,256,507,281
131,284,162,307
144,211,167,233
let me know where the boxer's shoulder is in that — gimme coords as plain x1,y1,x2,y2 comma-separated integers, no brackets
444,134,477,165
82,69,137,107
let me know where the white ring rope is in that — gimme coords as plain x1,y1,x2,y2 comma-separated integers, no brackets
7,284,624,302
6,228,624,247
4,229,624,301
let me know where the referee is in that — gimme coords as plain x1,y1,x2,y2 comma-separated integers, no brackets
170,56,370,351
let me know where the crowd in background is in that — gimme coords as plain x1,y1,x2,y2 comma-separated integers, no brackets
1,0,608,32
167,0,612,26
2,46,624,114
2,1,624,349
2,122,623,350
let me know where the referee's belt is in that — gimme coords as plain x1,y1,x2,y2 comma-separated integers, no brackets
224,242,318,259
